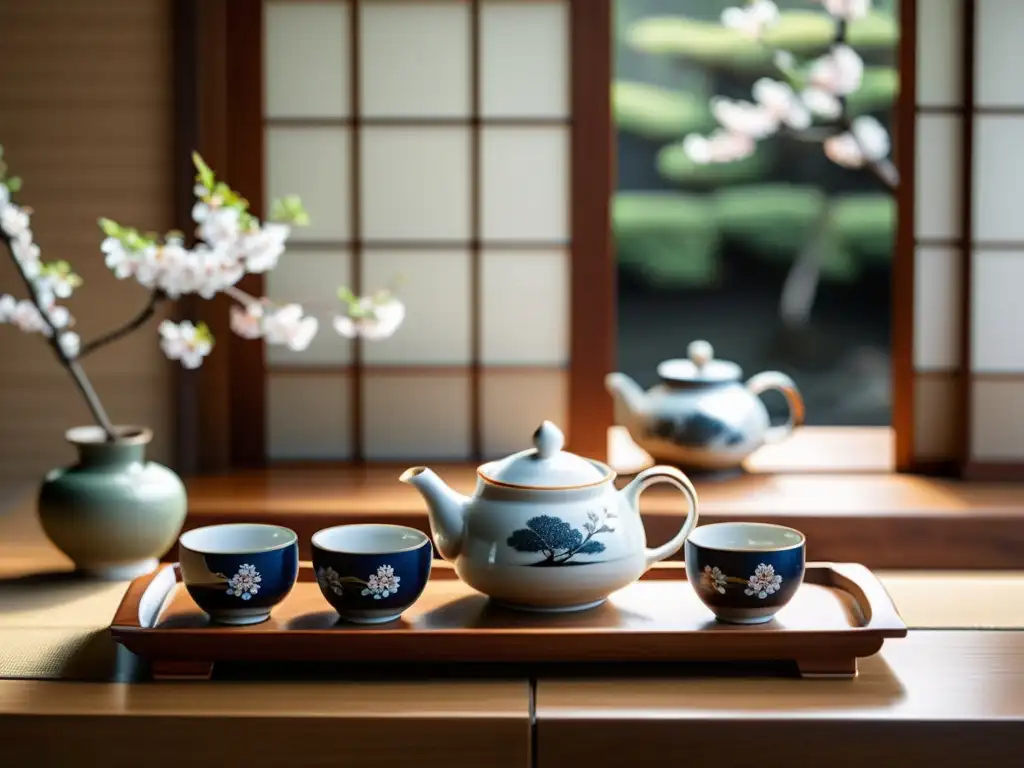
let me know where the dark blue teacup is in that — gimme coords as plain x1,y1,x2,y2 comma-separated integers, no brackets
178,523,299,625
685,522,806,625
311,524,432,624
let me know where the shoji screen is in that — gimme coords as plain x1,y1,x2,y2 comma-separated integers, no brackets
911,0,965,465
261,0,571,462
969,0,1024,472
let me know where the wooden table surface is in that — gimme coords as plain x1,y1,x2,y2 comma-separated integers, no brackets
536,631,1024,767
1,632,1023,767
4,481,1024,767
0,678,532,768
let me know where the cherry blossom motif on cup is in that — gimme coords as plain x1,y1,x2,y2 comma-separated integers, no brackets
679,0,890,179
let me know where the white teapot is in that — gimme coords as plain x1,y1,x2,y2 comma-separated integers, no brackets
400,420,699,612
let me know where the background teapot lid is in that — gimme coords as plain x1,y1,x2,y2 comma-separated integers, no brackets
480,421,611,489
657,340,741,384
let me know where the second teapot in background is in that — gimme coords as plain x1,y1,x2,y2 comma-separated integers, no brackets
605,340,805,474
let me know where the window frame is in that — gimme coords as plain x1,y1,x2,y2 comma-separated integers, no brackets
172,0,976,479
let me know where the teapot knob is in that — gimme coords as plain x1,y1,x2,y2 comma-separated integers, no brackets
687,340,714,370
533,420,565,459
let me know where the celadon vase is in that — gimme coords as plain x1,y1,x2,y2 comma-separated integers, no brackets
37,426,187,580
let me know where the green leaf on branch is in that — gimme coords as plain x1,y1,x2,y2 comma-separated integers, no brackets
98,217,120,238
657,140,772,185
193,321,215,349
192,151,215,191
97,217,155,252
613,81,712,140
270,194,310,226
6,176,21,193
40,260,84,289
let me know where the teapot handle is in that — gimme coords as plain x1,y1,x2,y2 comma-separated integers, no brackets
620,466,700,570
745,371,806,445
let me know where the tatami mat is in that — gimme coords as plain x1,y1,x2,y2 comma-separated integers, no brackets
878,571,1024,629
0,570,135,681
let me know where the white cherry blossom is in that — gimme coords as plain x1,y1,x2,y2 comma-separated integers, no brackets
101,237,136,279
819,0,871,21
0,293,14,321
262,303,318,351
229,303,264,339
721,0,779,39
753,78,812,130
800,87,843,119
710,97,779,139
158,319,212,369
58,331,80,358
195,203,241,246
823,132,863,167
45,304,71,330
0,205,30,240
238,222,289,273
333,295,406,340
36,272,76,301
5,298,48,334
823,116,891,168
682,129,756,165
808,44,864,97
11,237,40,273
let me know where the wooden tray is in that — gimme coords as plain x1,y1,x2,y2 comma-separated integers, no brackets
110,561,907,680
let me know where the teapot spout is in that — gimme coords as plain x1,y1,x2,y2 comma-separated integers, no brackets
604,372,650,425
399,467,468,561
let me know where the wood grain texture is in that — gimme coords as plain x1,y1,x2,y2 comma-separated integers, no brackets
174,466,1024,568
894,0,916,470
567,0,614,461
225,0,267,467
0,678,531,768
109,562,904,676
535,631,1024,767
0,0,175,501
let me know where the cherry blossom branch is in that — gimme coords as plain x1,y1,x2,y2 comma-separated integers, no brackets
839,115,899,190
79,289,165,359
0,227,116,440
223,284,258,308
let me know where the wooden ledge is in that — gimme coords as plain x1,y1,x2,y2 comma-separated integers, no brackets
0,679,531,767
178,467,1024,569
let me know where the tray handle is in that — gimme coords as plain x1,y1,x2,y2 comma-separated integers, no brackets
825,562,908,635
110,563,179,630
620,466,700,569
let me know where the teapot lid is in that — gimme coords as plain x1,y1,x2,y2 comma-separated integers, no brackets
657,340,741,384
479,421,612,489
